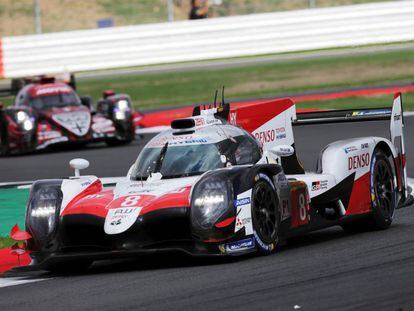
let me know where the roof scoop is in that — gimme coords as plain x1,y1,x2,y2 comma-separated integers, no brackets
171,118,195,130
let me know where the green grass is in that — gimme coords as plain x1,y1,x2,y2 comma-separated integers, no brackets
0,188,30,237
0,236,14,249
298,93,414,111
2,48,413,110
75,49,414,110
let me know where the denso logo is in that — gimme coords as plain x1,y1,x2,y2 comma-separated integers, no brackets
254,127,285,143
255,130,275,143
348,153,370,170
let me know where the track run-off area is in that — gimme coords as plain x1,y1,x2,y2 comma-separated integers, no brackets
0,116,413,310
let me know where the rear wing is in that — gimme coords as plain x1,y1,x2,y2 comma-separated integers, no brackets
295,93,409,202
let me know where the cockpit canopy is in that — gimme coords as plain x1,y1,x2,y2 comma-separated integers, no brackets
15,83,81,110
131,124,262,180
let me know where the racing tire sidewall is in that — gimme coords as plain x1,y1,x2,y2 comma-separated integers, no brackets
370,149,397,229
251,174,280,255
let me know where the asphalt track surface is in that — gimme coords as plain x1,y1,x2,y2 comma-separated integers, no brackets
0,118,413,311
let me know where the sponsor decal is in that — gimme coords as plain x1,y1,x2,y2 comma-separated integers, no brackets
222,237,255,253
255,130,275,143
230,112,237,125
394,114,401,121
254,127,286,143
169,138,208,145
253,231,275,252
361,143,369,149
104,206,142,235
348,153,370,170
195,118,205,126
236,217,251,228
281,199,290,221
344,146,358,154
34,86,71,96
276,126,287,140
351,109,390,117
234,197,250,207
38,130,61,141
311,180,328,191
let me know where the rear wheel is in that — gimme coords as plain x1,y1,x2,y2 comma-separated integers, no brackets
370,150,396,229
342,149,396,232
251,176,280,254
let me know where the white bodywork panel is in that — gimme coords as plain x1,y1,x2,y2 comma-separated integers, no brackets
60,175,99,214
287,173,337,199
52,111,91,136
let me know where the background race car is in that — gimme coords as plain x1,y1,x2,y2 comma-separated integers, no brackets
0,74,135,155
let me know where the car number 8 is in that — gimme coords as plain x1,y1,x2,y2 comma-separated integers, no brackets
299,193,307,221
121,196,141,207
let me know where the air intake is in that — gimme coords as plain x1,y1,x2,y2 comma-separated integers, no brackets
171,118,195,130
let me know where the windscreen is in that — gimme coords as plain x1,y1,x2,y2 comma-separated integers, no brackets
131,131,262,180
29,92,81,110
132,143,223,179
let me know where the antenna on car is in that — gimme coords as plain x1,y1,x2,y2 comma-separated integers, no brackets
213,89,218,108
221,86,225,107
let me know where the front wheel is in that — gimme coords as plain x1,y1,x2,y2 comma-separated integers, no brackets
251,175,280,254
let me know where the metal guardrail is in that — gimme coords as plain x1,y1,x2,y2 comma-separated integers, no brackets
1,1,414,78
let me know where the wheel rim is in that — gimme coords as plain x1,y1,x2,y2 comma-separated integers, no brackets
373,159,394,218
253,183,278,243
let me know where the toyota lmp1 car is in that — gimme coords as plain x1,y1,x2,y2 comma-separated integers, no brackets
0,75,135,155
20,93,411,272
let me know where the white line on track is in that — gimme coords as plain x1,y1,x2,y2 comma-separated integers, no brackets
0,277,49,288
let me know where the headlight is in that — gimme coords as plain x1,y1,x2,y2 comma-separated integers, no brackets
15,111,34,131
26,181,63,240
114,99,130,120
191,178,234,229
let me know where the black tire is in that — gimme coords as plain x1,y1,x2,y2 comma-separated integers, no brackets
251,176,280,254
106,123,134,146
342,149,396,232
369,150,396,229
45,260,92,275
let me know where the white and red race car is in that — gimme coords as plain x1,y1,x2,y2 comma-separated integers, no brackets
20,94,411,272
0,75,135,155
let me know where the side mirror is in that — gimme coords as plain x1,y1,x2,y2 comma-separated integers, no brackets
69,158,90,177
80,96,94,111
269,145,295,157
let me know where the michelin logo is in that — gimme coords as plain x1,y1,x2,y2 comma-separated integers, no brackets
235,197,251,207
224,238,255,253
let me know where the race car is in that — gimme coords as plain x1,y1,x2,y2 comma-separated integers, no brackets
18,93,411,272
0,75,135,155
